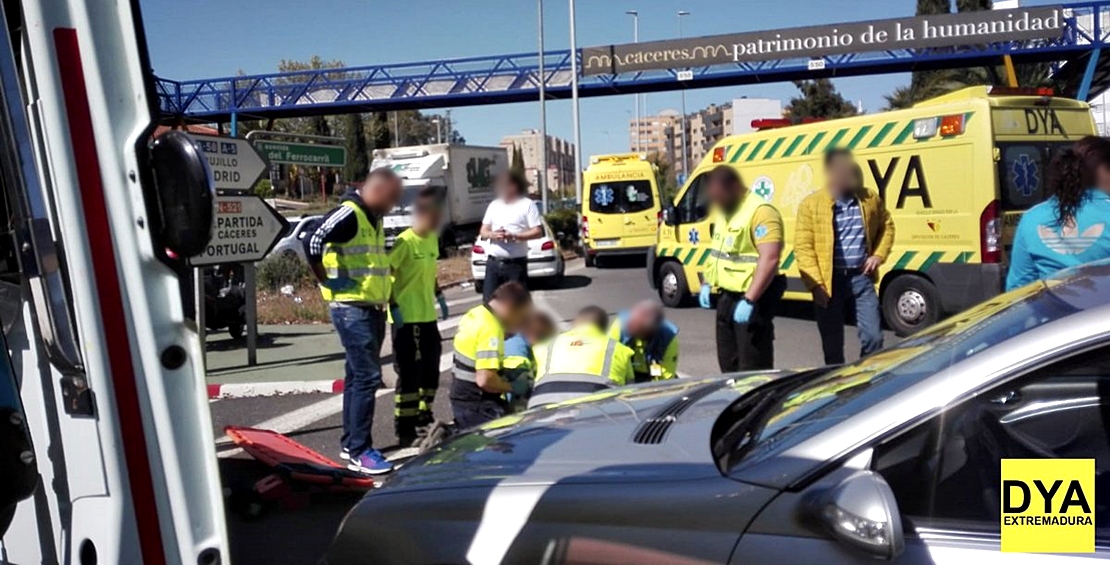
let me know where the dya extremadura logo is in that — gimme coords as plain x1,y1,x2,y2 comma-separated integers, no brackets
1001,458,1094,553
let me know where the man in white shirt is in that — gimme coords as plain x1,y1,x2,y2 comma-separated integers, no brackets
479,171,543,303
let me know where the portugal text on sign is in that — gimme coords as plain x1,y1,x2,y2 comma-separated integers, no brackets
190,195,288,266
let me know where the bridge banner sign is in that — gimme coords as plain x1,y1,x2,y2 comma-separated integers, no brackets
583,5,1064,75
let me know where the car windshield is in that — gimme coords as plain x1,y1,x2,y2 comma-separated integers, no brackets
719,279,1089,471
588,180,655,214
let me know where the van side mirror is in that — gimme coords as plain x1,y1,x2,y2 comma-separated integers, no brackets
661,205,677,226
816,471,904,560
149,131,215,258
0,330,36,537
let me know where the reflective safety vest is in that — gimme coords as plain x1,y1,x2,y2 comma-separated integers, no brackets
450,305,505,403
608,314,679,383
527,325,634,409
320,201,391,304
706,193,774,294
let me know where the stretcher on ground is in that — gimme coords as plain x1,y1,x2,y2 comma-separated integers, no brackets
224,426,374,515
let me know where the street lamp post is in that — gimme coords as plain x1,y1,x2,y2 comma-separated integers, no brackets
538,0,549,212
677,10,690,178
626,10,639,153
432,117,442,144
569,0,582,205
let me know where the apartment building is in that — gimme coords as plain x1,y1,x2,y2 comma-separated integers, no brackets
499,129,577,195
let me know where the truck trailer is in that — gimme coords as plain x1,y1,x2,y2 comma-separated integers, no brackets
372,144,507,252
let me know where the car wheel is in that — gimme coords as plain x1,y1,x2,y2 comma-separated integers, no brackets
228,322,244,340
657,261,690,308
473,279,484,295
882,274,940,337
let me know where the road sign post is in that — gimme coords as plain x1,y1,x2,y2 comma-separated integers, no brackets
191,134,269,194
253,140,347,168
191,195,287,367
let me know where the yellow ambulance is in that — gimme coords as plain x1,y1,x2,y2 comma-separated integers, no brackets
649,86,1096,335
581,153,661,267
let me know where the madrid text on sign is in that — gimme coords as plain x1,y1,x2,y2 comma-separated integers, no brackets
582,5,1063,75
253,140,347,167
191,134,268,193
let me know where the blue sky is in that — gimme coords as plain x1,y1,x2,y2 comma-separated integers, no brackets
139,0,1061,159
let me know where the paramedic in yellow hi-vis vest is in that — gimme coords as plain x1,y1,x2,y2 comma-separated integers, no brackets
307,168,402,476
388,187,450,447
699,166,787,373
451,281,533,429
528,306,634,409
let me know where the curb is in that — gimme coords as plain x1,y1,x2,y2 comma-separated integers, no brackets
208,379,344,400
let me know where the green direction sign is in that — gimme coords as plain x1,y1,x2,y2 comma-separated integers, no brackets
253,140,347,167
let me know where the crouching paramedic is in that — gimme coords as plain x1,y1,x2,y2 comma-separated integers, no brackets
608,300,679,383
388,186,451,447
502,311,557,409
528,306,634,409
451,282,533,429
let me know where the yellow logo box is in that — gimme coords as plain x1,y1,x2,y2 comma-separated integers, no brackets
1001,458,1095,553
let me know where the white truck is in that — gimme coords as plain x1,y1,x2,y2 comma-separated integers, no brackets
372,144,507,252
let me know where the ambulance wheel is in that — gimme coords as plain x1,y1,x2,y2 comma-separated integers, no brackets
228,322,244,340
882,274,940,337
657,261,690,308
585,254,596,268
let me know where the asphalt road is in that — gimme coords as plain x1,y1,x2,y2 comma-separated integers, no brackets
209,257,894,564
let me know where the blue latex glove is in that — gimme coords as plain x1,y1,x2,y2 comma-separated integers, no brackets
437,294,449,320
510,376,531,398
321,277,357,292
732,299,754,324
698,283,712,309
389,305,404,328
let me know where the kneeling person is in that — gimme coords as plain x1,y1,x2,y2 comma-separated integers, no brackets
450,282,532,429
528,306,634,409
502,311,557,409
609,300,679,383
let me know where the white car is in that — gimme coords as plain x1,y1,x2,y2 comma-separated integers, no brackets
470,221,565,293
270,215,321,262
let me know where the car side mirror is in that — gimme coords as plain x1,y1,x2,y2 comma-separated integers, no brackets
817,471,904,560
149,131,215,258
661,205,677,226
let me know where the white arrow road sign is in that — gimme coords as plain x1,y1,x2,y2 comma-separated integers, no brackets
191,134,268,192
191,195,289,266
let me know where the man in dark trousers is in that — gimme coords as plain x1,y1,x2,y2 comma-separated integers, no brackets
306,168,402,475
698,166,787,372
478,171,543,302
388,187,450,447
795,149,894,364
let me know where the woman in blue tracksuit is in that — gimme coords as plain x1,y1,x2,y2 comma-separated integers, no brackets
1007,136,1110,291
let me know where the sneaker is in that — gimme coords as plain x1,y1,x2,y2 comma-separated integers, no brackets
339,448,350,461
348,449,394,475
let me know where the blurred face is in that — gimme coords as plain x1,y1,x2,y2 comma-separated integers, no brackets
1094,163,1110,193
825,155,856,195
413,197,443,233
626,306,660,340
362,174,403,214
495,174,523,201
707,174,742,209
504,303,533,334
526,317,557,344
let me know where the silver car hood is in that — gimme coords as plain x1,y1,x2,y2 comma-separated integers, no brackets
379,372,790,492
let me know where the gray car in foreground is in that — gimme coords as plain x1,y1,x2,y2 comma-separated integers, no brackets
328,262,1110,564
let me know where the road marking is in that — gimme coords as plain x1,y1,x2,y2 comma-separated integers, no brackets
445,294,481,309
215,389,389,458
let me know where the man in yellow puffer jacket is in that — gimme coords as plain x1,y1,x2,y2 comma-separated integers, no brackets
795,149,894,365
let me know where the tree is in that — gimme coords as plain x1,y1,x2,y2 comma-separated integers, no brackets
369,112,391,150
647,152,677,202
510,143,526,176
344,113,369,181
784,79,858,120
